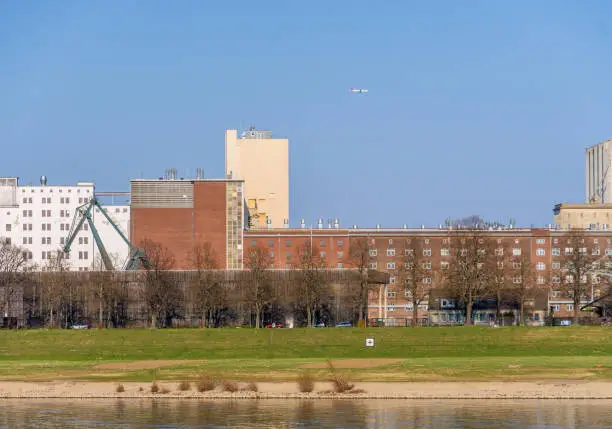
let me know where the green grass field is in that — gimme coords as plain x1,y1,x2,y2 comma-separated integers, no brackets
1,327,612,382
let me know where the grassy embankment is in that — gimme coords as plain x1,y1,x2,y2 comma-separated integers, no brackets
1,327,612,382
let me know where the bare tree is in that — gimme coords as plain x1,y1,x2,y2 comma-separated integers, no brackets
89,270,117,328
0,242,29,323
295,240,329,327
397,240,430,327
446,231,493,325
243,245,273,328
511,250,538,326
140,239,179,328
42,251,72,327
561,228,597,324
348,237,373,326
189,242,223,328
487,241,510,323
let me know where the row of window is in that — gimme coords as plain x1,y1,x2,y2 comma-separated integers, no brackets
18,223,89,232
40,251,88,260
21,188,90,194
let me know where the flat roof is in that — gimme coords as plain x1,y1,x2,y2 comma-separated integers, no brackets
131,178,243,183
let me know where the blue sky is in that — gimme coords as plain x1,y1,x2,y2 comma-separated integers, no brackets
1,0,611,228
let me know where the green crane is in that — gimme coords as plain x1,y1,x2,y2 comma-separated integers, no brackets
62,197,149,270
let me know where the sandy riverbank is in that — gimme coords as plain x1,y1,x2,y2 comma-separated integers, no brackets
3,381,612,399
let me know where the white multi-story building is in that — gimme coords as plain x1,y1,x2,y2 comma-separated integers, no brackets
0,177,130,271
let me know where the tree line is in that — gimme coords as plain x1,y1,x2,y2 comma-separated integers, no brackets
0,228,608,328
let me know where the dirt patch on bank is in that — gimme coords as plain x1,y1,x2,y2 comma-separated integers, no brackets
300,359,405,369
94,360,203,370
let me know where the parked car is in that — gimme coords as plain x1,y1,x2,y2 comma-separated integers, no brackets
335,321,352,327
265,322,283,328
70,323,90,330
315,322,326,328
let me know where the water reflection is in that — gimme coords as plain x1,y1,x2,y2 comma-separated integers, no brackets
1,399,612,428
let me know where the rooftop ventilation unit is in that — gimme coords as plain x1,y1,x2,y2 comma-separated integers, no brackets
300,219,306,229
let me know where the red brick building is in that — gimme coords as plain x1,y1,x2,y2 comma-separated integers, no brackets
244,226,611,325
130,178,244,269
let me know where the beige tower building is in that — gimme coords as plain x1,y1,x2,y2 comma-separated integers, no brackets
225,127,289,229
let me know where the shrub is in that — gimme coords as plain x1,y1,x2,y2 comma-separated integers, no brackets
151,382,159,393
116,384,125,393
160,387,171,394
222,380,239,393
297,372,315,393
138,387,144,392
244,382,258,392
196,375,216,392
327,360,354,393
178,381,191,391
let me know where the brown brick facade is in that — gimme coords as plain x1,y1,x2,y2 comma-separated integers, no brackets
130,180,237,269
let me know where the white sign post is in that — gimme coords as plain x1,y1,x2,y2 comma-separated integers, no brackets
365,337,375,347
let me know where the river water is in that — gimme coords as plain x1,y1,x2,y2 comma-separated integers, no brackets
1,399,612,428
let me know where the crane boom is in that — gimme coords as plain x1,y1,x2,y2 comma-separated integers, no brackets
62,197,149,270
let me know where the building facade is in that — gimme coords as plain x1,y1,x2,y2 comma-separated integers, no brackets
0,177,130,271
129,178,245,270
586,140,612,203
225,128,289,229
553,203,612,230
244,226,610,325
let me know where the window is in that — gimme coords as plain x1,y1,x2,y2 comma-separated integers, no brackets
607,248,612,256
565,248,573,255
386,262,395,269
387,290,396,298
513,276,522,284
536,248,545,256
404,248,414,255
537,276,545,284
423,248,432,256
369,262,377,269
5,224,10,232
552,248,561,256
552,261,560,270
512,248,521,256
536,238,545,244
369,249,377,257
387,306,395,312
567,304,574,311
320,251,326,258
552,304,560,312
267,240,274,248
495,248,503,256
337,251,344,258
388,239,393,245
422,277,432,284
337,262,343,268
60,237,65,245
552,276,560,284
60,197,64,204
422,261,432,270
269,251,275,258
536,262,545,271
41,210,46,217
592,247,601,256
83,223,88,231
387,248,395,257
424,239,430,244
285,251,292,259
513,261,521,269
440,248,450,256
389,277,396,284
441,261,449,270
319,240,327,247
337,240,343,247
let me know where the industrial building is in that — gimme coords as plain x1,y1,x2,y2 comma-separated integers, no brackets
0,177,130,271
586,140,612,204
129,174,245,269
225,127,289,229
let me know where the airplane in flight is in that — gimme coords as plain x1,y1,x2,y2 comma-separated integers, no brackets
350,88,368,94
